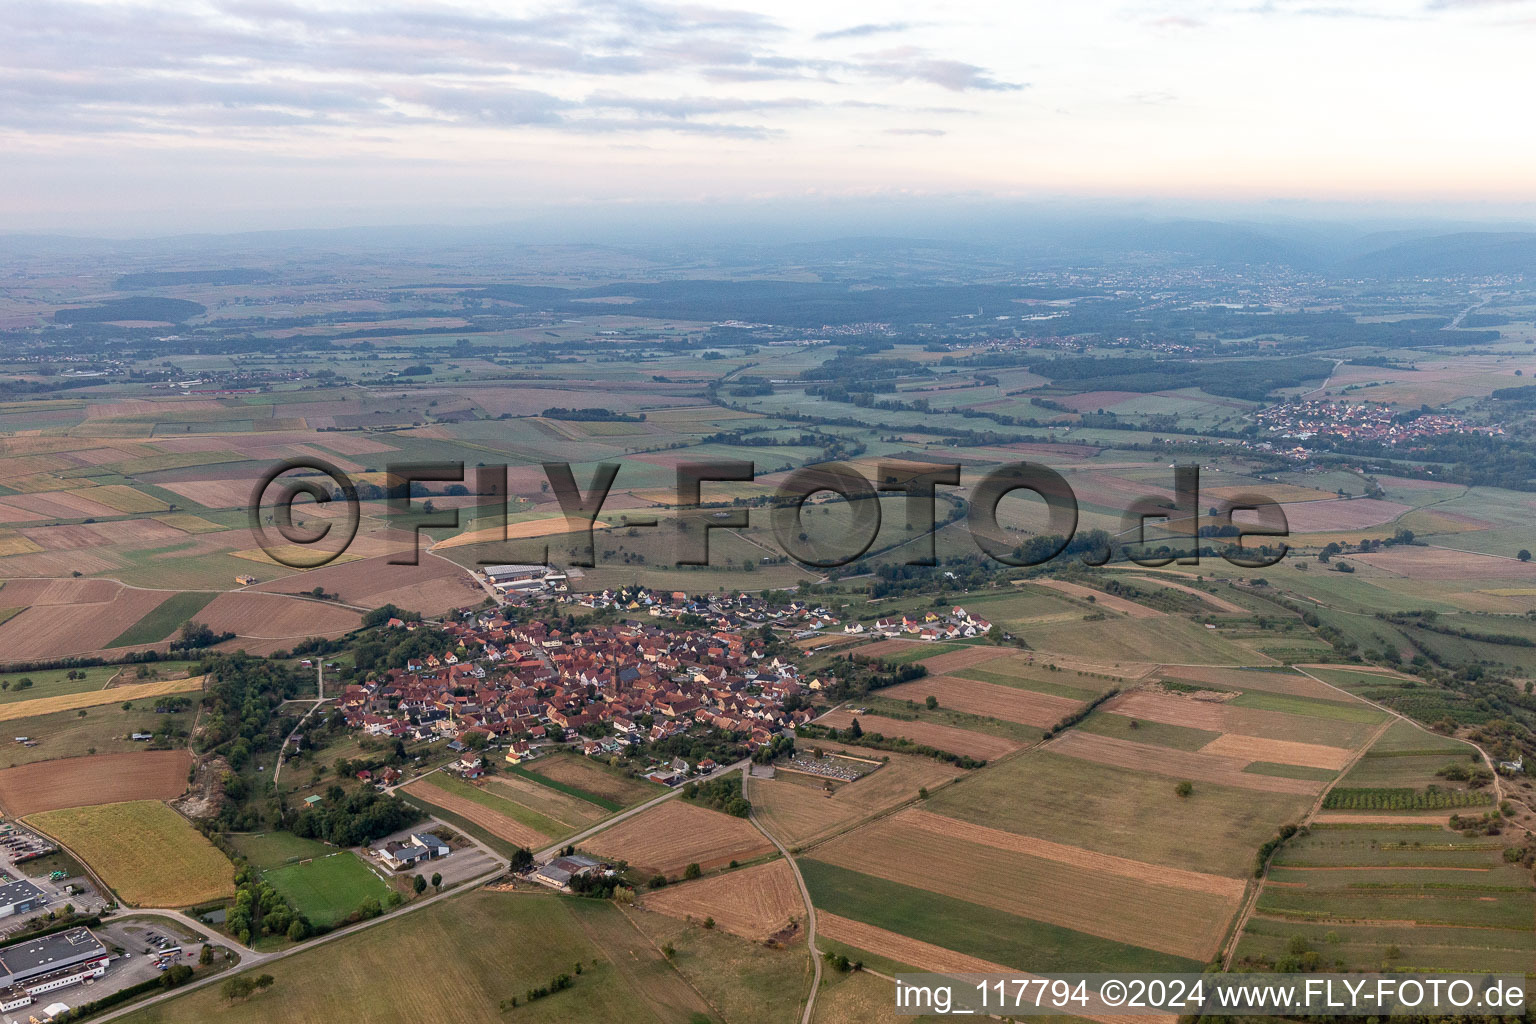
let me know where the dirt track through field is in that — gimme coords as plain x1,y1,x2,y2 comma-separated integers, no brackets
1046,731,1323,795
1034,579,1163,618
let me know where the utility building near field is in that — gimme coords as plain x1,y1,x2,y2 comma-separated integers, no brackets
0,879,46,918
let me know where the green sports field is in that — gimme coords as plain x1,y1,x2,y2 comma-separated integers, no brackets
264,852,393,927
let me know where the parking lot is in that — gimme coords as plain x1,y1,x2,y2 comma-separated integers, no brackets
0,823,110,942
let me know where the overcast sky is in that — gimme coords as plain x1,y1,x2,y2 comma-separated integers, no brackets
4,0,1536,234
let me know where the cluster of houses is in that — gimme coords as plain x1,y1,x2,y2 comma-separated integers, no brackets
335,599,816,770
570,585,844,637
868,606,994,642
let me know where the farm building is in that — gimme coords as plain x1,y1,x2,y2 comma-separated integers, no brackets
0,879,46,918
532,854,601,890
371,832,450,870
0,928,109,1011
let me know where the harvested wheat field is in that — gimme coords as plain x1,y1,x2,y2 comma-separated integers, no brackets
1198,733,1352,770
1047,731,1322,795
749,753,963,849
198,591,362,639
402,778,548,849
0,676,203,723
583,800,771,878
0,749,192,817
640,859,802,940
28,800,235,906
1312,812,1456,825
816,710,1021,760
918,646,1012,674
880,675,1081,728
1034,579,1163,618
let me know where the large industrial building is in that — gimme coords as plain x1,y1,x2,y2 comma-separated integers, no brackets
0,927,110,1012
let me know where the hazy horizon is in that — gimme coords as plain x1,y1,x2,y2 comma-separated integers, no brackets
7,0,1536,235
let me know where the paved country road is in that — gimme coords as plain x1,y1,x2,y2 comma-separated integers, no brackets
87,821,508,1024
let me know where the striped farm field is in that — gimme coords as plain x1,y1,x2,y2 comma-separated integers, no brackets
879,675,1082,728
929,750,1314,877
0,675,203,723
402,777,551,849
896,809,1247,899
800,859,1202,973
815,914,1178,1024
815,710,1022,760
1045,730,1324,795
27,800,235,906
0,749,192,816
1107,690,1381,748
640,859,802,940
815,811,1241,959
584,800,772,879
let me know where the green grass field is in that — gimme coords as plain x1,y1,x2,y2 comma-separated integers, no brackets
1076,711,1222,751
0,704,194,766
226,831,338,870
121,891,730,1024
504,764,622,812
0,664,118,705
265,852,393,927
107,591,221,647
799,859,1201,974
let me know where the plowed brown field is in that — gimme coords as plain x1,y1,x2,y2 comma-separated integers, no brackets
0,749,193,816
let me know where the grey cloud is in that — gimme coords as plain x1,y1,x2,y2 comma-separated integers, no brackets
815,22,916,40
